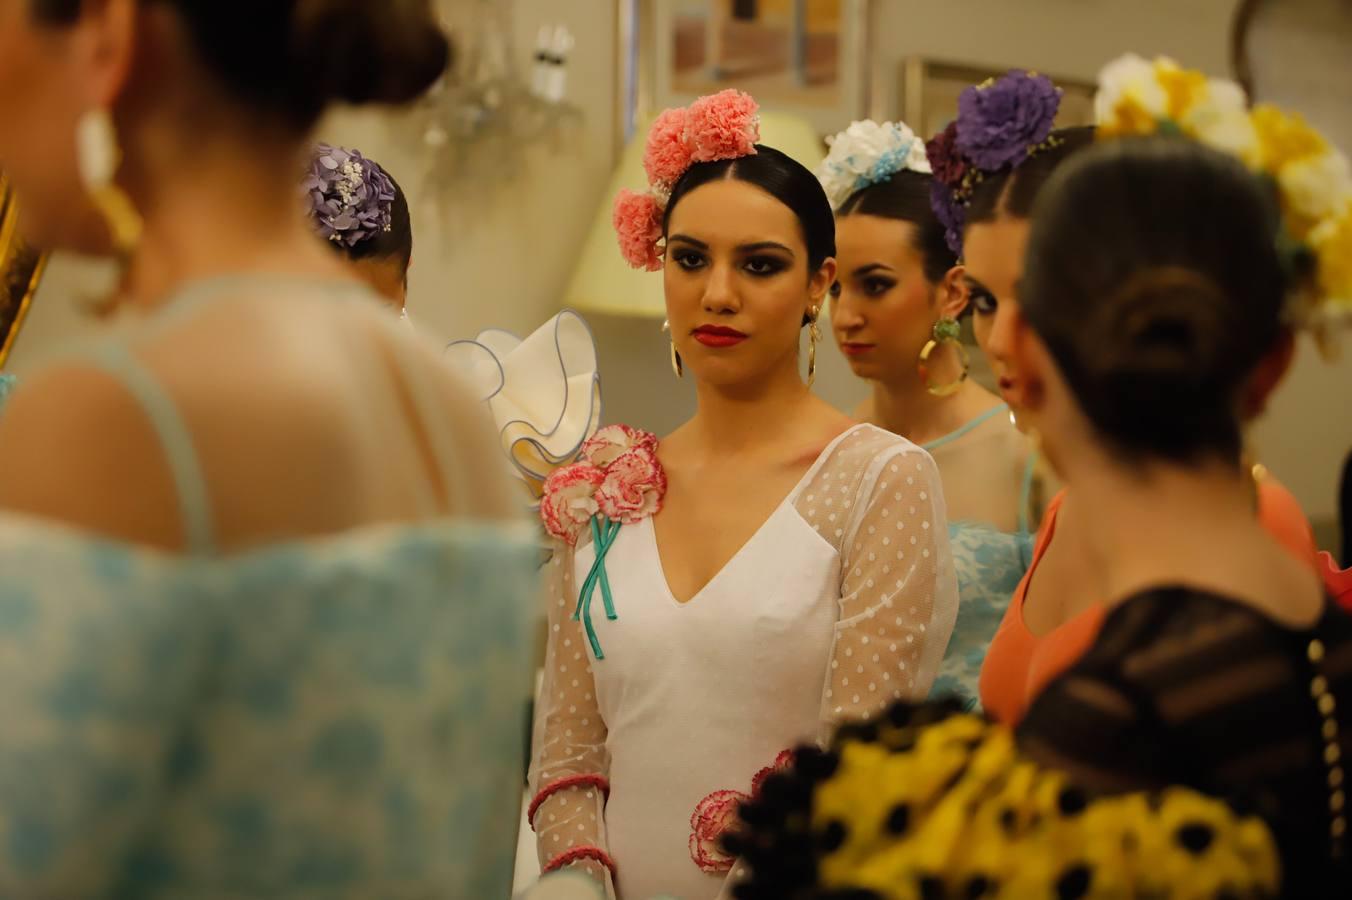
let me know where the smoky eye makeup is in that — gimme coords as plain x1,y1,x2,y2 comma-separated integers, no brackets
965,277,998,315
742,254,791,277
861,275,897,297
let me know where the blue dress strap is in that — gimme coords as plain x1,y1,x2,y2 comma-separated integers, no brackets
922,403,1010,452
0,373,17,410
83,343,216,555
380,318,469,514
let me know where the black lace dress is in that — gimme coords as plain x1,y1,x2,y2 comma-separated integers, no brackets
1019,587,1351,897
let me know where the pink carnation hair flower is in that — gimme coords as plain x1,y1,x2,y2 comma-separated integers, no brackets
612,189,665,271
643,107,694,189
686,89,760,164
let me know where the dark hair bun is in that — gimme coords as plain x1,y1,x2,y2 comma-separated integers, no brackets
1022,136,1288,463
293,0,451,108
31,1,454,128
1095,267,1232,380
1080,267,1243,461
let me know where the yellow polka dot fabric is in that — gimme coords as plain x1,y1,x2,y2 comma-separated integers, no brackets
730,704,1280,899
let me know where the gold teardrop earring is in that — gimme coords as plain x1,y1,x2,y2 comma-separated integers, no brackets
1241,446,1266,513
662,319,683,379
76,108,142,258
806,306,821,388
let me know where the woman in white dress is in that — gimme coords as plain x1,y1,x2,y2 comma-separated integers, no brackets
528,91,958,899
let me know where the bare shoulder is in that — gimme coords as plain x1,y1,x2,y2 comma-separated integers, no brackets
0,361,185,548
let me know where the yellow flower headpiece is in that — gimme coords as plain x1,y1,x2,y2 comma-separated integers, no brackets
1095,54,1352,352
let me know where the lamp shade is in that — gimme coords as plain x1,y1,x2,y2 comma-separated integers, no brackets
562,110,826,318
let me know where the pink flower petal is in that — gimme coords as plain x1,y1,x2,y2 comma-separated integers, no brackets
540,462,605,545
612,190,664,271
686,89,760,164
644,107,694,189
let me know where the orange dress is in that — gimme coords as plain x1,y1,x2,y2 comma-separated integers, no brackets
979,479,1318,726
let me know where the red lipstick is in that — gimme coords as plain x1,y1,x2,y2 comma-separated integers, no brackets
692,325,748,348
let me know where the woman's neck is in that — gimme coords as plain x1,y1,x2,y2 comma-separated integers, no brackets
686,355,827,457
117,129,349,311
1059,448,1310,613
865,375,1002,446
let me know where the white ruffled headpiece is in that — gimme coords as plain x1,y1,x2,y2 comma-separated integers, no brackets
817,120,932,211
445,310,602,503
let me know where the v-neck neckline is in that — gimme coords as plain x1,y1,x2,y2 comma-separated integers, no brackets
647,424,871,606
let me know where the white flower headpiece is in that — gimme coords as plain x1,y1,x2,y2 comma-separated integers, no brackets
817,120,932,211
1096,53,1352,345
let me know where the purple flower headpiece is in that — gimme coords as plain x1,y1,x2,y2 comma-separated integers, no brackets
926,70,1063,255
303,144,397,249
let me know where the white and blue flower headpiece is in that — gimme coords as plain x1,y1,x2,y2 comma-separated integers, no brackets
817,120,932,211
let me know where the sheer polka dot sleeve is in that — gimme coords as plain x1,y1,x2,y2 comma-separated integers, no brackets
796,427,958,731
527,541,614,893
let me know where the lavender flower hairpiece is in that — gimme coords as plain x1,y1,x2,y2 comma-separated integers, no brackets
303,144,396,249
926,70,1063,255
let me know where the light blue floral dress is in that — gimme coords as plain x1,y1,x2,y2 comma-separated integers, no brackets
0,279,539,898
924,404,1038,709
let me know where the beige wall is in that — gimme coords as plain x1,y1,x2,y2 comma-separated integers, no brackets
9,0,1348,537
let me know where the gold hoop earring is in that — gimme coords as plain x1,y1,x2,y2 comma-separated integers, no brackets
918,316,969,397
662,319,683,379
77,108,142,256
806,307,821,388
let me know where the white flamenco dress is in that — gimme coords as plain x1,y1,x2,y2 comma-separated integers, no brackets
529,424,958,900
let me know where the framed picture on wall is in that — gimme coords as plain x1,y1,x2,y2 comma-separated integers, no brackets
0,174,44,369
649,0,870,134
898,57,1097,140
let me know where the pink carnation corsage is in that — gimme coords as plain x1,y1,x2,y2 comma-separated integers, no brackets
688,749,795,874
613,89,761,271
541,425,666,660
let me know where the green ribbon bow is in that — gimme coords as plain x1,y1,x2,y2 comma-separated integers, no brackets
573,515,622,659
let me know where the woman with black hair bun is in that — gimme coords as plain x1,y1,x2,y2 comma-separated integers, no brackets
304,143,415,314
0,2,534,896
923,70,1321,726
728,56,1352,900
1007,57,1350,896
527,91,957,899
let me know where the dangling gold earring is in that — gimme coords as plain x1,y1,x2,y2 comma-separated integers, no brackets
918,316,970,397
661,319,683,379
1241,447,1266,513
77,108,142,257
806,306,821,388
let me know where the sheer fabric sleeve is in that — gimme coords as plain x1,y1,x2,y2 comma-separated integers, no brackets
797,427,959,731
527,540,614,892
